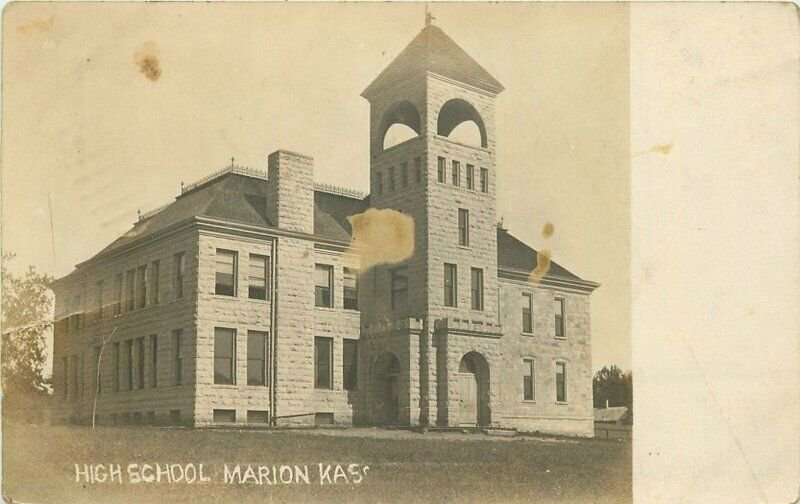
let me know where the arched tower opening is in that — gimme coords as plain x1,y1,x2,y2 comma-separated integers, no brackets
380,101,422,151
436,98,487,148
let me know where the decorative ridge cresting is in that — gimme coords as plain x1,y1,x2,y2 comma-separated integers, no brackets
314,183,366,200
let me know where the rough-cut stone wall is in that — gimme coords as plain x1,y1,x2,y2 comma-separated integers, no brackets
495,279,594,437
194,232,273,426
266,150,314,235
51,229,199,425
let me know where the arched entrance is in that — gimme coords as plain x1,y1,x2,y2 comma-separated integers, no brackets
457,352,490,426
372,352,402,425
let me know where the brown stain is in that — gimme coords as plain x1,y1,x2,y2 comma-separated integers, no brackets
16,15,55,36
633,142,673,158
344,208,414,272
542,222,555,239
529,249,551,283
134,42,161,81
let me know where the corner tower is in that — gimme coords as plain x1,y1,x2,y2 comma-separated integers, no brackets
359,22,505,427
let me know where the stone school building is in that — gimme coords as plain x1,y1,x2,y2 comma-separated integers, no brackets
52,23,599,436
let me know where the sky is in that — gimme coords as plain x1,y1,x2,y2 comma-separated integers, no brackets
2,2,630,371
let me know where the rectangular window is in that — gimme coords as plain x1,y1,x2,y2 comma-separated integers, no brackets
114,273,123,315
554,297,566,338
458,209,470,246
79,353,85,397
444,263,457,307
136,337,145,389
451,160,460,186
62,356,68,399
149,260,160,305
414,157,422,183
93,345,102,395
556,362,567,402
173,252,185,299
70,355,79,400
523,359,535,401
437,157,446,182
215,249,237,296
314,337,333,390
247,330,267,386
94,280,104,321
247,410,269,424
343,339,358,391
314,264,333,308
343,268,358,310
471,268,484,311
214,327,236,385
173,329,183,385
401,162,408,188
389,166,396,192
213,409,236,423
522,293,533,334
112,343,120,392
125,339,134,391
466,164,475,190
248,254,269,300
136,265,147,309
125,270,135,311
480,168,488,193
376,171,383,197
390,266,408,311
150,334,158,388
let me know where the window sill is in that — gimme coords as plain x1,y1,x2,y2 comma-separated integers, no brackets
555,401,569,405
521,332,535,337
457,245,471,250
554,336,567,341
315,306,336,311
212,294,238,300
246,297,271,304
522,400,537,404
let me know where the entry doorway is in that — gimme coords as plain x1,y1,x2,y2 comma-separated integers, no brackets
372,352,402,425
457,352,490,426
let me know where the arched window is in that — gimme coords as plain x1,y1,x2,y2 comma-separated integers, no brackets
437,99,487,148
380,101,421,151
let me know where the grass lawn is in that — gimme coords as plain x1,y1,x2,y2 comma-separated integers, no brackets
3,423,631,503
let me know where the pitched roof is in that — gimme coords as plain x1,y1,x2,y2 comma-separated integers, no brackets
362,24,504,98
593,407,631,423
86,172,585,284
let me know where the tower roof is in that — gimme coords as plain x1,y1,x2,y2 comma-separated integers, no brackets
362,24,504,99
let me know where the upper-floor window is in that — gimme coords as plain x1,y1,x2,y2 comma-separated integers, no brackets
389,166,396,192
173,252,185,299
149,260,160,305
554,297,566,338
343,268,358,310
248,254,269,300
414,157,422,183
343,339,358,391
556,362,567,402
125,269,136,312
112,343,120,392
214,327,236,385
458,209,470,246
376,171,383,197
215,249,237,296
522,293,533,334
480,168,489,193
451,160,460,186
247,330,267,386
126,339,134,391
136,337,145,390
390,266,408,311
114,273,123,315
150,334,158,388
401,162,409,188
470,268,484,311
314,336,333,390
437,157,446,183
523,358,535,401
95,280,104,321
444,263,457,307
466,164,475,190
315,264,333,308
136,265,147,309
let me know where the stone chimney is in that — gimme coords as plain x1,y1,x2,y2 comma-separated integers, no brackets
266,150,315,234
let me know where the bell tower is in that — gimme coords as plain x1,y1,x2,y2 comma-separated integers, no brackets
358,20,504,427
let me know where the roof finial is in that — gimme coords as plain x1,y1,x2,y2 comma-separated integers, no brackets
425,3,435,26
230,156,235,168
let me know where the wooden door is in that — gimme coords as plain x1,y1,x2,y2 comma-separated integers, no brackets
459,373,478,426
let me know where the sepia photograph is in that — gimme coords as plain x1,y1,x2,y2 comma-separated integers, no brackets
1,1,795,503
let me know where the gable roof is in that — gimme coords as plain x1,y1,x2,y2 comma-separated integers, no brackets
81,172,587,286
362,24,504,98
594,407,631,423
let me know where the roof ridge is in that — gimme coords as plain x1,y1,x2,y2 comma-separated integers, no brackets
314,183,366,200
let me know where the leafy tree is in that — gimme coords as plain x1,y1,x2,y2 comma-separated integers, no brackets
2,253,54,421
593,365,632,410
